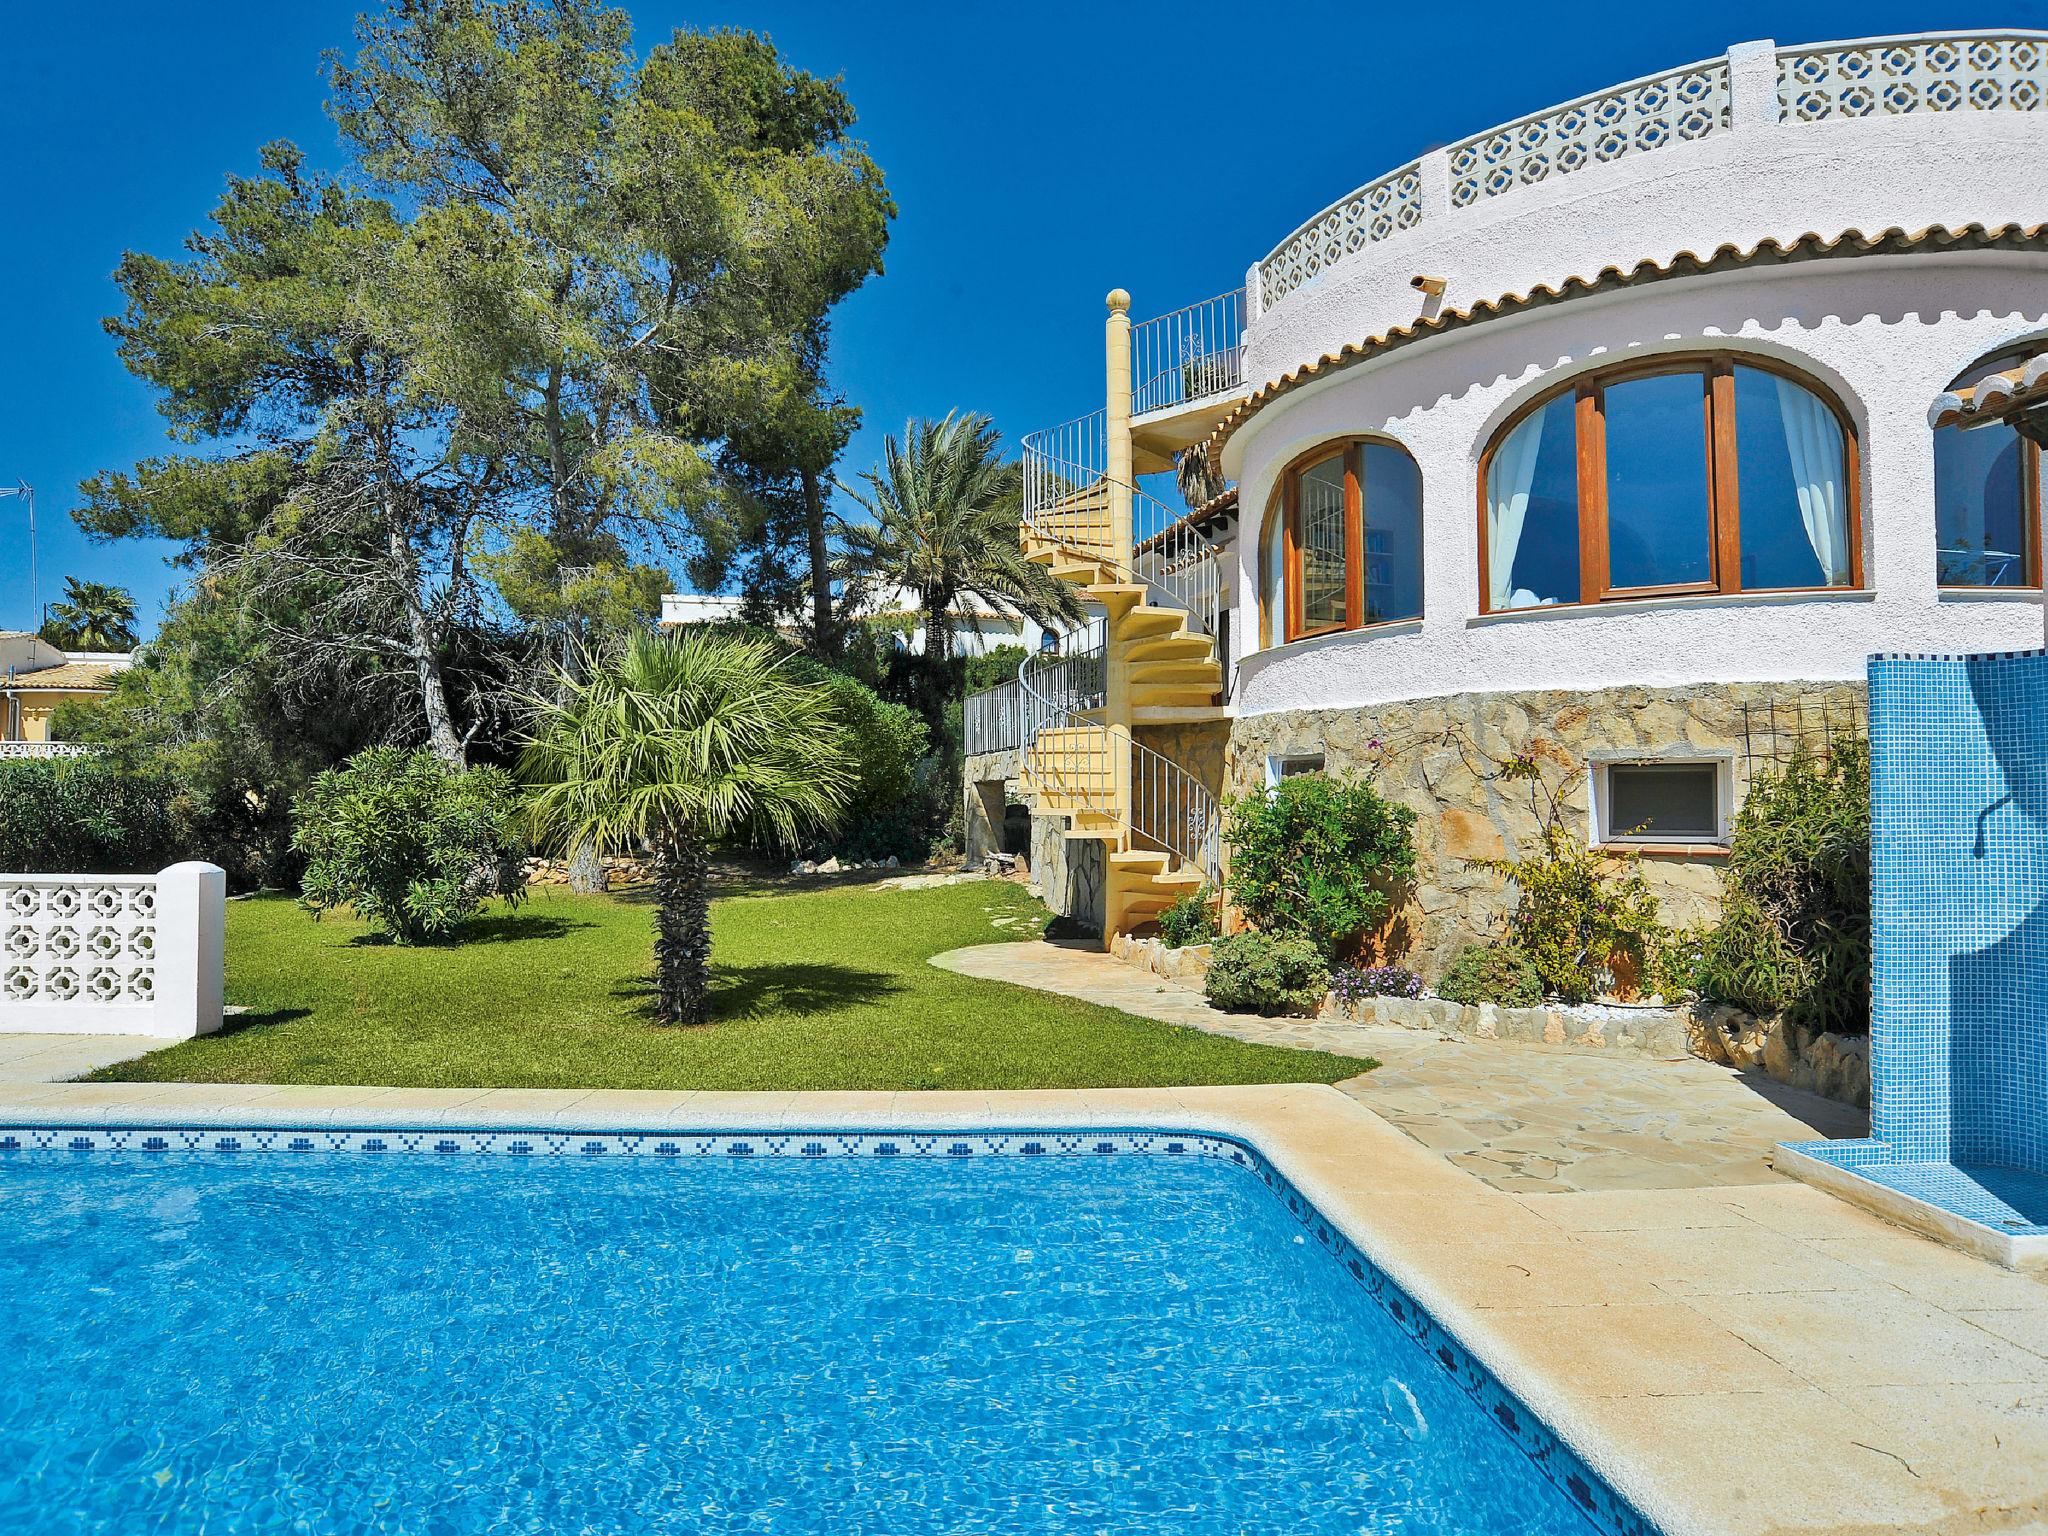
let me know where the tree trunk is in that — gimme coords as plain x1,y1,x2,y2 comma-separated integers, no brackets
384,479,466,767
802,466,836,656
567,839,608,894
651,834,712,1025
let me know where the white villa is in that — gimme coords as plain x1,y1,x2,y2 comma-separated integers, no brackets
662,586,1073,659
966,32,2048,964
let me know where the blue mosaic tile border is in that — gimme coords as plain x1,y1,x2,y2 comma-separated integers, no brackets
0,1123,1657,1536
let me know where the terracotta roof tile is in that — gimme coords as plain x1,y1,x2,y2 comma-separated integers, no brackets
5,662,120,690
1931,351,2048,430
1205,222,2048,474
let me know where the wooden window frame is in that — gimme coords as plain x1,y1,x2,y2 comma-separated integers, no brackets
1476,353,1864,616
1279,438,1424,644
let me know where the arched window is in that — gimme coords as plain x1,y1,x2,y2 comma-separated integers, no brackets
1934,346,2042,588
1271,439,1423,643
1479,356,1860,612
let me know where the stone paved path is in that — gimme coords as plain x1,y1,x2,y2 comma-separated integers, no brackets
0,1032,159,1083
934,940,1870,1193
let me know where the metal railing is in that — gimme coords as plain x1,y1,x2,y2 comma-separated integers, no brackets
1014,627,1222,890
964,679,1024,756
1020,414,1226,641
1130,735,1222,888
1131,289,1245,415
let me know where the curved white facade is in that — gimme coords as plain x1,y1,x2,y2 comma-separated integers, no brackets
1221,35,2048,719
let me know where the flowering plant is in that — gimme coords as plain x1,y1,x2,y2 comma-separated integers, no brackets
1329,964,1424,1004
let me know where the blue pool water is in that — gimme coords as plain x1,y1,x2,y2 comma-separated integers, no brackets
0,1138,1625,1535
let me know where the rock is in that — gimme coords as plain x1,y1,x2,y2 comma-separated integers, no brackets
790,861,805,875
817,856,842,874
884,855,900,868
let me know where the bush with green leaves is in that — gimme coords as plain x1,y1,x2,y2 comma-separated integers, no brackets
1436,942,1543,1008
1203,932,1329,1016
1157,887,1218,949
0,756,179,873
1696,735,1870,1033
1222,771,1416,959
293,748,528,943
1474,820,1665,1004
786,659,931,861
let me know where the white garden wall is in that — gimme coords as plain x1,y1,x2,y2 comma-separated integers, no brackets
0,863,225,1038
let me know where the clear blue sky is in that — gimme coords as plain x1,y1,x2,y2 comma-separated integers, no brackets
0,1,2026,638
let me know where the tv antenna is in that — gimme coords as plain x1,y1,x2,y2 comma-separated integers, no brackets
0,483,34,627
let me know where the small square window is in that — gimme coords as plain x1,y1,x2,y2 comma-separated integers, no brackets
1596,760,1725,845
1267,753,1326,787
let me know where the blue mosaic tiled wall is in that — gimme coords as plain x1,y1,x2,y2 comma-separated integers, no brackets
1870,651,2048,1174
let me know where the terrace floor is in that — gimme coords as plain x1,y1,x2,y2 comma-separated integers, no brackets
932,940,1869,1194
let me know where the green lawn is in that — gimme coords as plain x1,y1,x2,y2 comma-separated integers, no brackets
93,877,1370,1091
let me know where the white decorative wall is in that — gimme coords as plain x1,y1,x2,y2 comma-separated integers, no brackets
0,863,225,1038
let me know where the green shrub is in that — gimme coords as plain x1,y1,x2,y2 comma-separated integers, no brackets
1203,932,1329,1016
293,748,528,943
0,757,180,873
787,660,932,861
1654,925,1711,1003
1475,821,1665,1004
1222,772,1416,958
1436,942,1543,1008
1696,735,1870,1034
1158,887,1218,949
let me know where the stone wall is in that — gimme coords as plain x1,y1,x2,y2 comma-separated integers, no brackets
963,749,1019,867
1133,721,1229,803
1224,679,1866,978
1031,814,1104,933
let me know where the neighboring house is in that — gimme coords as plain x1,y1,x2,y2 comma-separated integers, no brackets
0,633,129,749
968,31,2048,964
661,588,1077,658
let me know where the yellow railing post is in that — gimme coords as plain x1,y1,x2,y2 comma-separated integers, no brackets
1103,290,1136,861
1105,289,1134,562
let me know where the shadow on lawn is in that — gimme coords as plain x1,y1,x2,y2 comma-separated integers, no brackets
341,911,595,948
612,962,903,1021
214,1006,313,1038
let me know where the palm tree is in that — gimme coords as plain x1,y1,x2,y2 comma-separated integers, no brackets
41,578,138,651
520,629,854,1025
838,413,1083,720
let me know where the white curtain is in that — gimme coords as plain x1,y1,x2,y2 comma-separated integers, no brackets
1487,410,1545,609
1776,377,1850,586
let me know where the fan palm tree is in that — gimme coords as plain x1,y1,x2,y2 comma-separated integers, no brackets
837,412,1083,719
40,578,138,651
519,629,853,1025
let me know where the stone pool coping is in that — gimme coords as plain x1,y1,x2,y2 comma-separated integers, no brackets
3,1080,2044,1536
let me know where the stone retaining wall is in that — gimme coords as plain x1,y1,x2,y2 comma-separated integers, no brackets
1223,678,1866,976
1100,938,1869,1108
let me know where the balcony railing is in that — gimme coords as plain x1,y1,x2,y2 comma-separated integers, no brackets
0,742,92,761
964,679,1024,756
1131,289,1245,415
1253,31,2048,311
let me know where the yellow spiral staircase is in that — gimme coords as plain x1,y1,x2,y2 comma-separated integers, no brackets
1012,288,1244,940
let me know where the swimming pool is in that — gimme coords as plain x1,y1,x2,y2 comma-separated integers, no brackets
0,1127,1653,1535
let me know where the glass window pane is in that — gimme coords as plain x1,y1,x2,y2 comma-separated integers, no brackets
1261,509,1285,648
1734,367,1850,589
1935,424,2028,586
1603,371,1712,590
1296,455,1347,631
1486,394,1579,609
1359,443,1422,623
1607,763,1718,841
